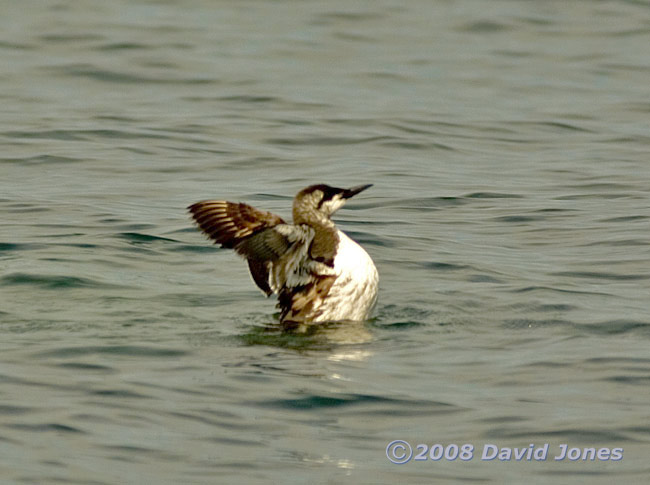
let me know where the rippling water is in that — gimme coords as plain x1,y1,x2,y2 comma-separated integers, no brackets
2,1,650,483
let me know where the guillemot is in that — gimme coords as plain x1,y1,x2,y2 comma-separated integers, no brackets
188,184,378,324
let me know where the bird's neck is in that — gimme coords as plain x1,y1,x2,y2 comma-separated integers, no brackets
293,207,335,229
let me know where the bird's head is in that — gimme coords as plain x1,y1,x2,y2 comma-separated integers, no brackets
292,183,372,225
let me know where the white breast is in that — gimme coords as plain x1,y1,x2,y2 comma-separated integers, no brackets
312,230,379,322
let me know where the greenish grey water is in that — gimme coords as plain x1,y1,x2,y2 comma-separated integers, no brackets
2,1,650,483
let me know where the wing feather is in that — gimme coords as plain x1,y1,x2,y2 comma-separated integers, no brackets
188,200,289,294
188,200,337,321
188,201,285,248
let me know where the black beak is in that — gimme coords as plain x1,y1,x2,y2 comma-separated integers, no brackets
342,184,373,199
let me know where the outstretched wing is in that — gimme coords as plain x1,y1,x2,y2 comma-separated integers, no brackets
188,200,290,295
188,200,337,322
188,200,285,248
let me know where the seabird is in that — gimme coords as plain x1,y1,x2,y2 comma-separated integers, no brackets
188,184,378,324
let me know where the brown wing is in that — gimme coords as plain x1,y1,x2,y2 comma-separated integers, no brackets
188,200,285,248
188,200,290,295
247,259,273,296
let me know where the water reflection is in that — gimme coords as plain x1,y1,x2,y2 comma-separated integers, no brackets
238,320,374,353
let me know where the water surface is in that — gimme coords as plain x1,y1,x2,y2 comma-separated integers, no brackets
2,1,650,483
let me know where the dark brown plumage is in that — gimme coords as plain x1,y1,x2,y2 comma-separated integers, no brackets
187,201,285,248
188,201,289,296
277,275,336,322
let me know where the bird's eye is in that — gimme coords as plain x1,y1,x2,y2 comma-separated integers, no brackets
317,192,327,208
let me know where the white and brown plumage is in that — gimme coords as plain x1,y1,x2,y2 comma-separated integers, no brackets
188,184,378,324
